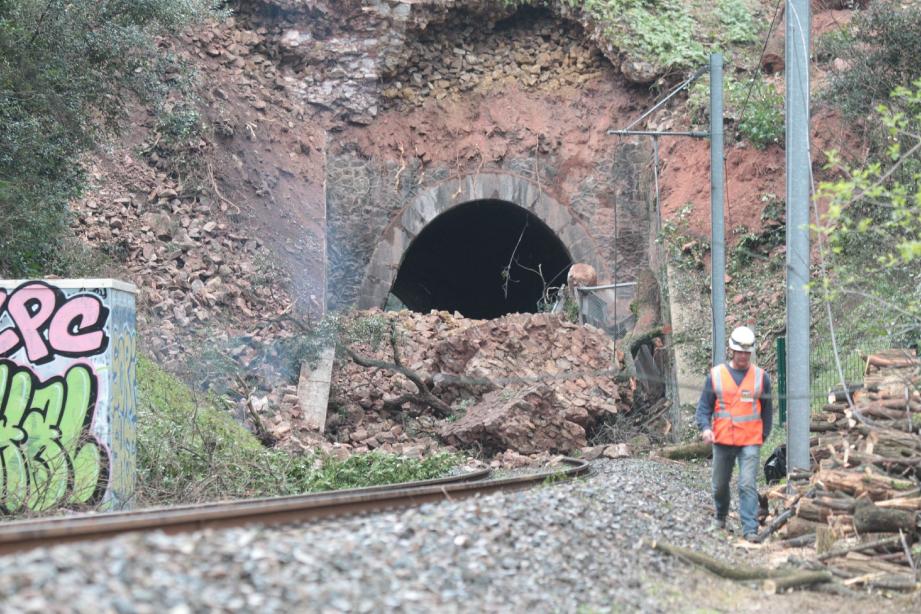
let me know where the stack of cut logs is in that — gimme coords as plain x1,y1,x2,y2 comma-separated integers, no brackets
768,349,921,590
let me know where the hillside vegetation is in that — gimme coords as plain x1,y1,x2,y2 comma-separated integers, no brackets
0,0,220,276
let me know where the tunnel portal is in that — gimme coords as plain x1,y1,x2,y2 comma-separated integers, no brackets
390,200,572,319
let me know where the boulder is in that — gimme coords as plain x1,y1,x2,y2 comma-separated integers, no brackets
567,263,598,288
621,59,658,84
439,385,587,454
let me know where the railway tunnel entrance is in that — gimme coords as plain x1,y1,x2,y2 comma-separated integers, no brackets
390,200,572,319
354,173,605,315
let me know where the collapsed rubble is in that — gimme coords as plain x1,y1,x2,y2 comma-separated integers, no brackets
267,310,633,458
379,9,607,109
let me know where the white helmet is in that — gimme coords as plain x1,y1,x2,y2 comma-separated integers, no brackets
728,326,756,352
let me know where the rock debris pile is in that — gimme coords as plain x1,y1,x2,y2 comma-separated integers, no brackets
73,11,323,397
278,310,632,457
380,10,607,108
72,166,295,374
236,1,618,124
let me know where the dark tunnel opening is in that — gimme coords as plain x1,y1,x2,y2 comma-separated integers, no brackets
390,200,573,319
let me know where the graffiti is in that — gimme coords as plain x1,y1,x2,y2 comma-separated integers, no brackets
0,360,107,512
0,281,109,365
0,279,136,512
108,324,137,507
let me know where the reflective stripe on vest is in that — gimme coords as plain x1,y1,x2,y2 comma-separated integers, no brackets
710,364,764,446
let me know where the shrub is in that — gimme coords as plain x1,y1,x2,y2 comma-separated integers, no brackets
823,1,921,120
689,72,783,148
815,83,921,345
0,0,220,277
502,0,758,72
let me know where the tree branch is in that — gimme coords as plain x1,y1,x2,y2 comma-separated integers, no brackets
345,321,454,418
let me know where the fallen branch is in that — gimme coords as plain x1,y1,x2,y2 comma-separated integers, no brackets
817,536,903,562
345,322,454,418
651,541,789,581
232,375,276,446
345,348,453,417
207,161,241,214
753,487,815,543
777,532,816,548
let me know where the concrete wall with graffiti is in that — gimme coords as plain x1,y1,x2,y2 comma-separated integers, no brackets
0,279,137,512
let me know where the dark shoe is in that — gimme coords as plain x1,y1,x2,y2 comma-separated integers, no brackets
744,533,760,543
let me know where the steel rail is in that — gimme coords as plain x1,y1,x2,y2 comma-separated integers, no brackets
0,458,589,555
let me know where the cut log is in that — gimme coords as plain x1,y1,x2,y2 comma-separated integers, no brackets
867,353,919,370
827,385,861,405
813,468,916,500
797,499,831,523
813,495,856,513
810,420,844,433
763,571,832,594
857,404,913,421
657,441,711,460
845,450,921,471
853,500,917,534
876,496,921,511
815,526,838,555
784,516,824,539
817,536,903,561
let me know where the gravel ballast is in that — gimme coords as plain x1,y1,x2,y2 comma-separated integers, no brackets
0,459,895,613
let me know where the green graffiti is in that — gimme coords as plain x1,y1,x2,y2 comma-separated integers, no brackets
108,328,137,507
0,361,107,512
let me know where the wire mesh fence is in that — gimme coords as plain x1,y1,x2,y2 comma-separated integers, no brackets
808,335,895,408
575,282,637,339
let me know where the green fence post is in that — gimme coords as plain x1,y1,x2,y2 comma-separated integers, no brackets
776,336,787,425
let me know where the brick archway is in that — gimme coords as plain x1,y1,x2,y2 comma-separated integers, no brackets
357,172,604,309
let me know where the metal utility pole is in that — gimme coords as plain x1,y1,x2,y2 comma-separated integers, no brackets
785,0,811,472
710,53,726,366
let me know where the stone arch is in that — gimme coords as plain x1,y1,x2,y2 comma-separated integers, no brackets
358,172,605,309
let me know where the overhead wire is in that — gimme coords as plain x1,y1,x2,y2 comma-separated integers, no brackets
601,7,848,410
723,0,786,265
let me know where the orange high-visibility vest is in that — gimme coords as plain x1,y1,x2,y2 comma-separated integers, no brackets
711,363,765,446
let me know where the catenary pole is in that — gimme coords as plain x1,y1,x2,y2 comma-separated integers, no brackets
710,53,726,366
785,0,811,472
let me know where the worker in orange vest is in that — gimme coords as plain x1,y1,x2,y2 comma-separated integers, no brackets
695,326,773,541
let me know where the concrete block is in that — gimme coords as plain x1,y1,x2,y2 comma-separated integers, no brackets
0,279,137,511
297,347,336,433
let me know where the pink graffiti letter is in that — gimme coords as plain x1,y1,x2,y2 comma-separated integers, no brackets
6,283,55,362
48,296,106,356
0,290,19,355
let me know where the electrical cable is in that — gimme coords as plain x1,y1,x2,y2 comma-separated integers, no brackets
724,0,786,266
735,0,786,136
620,65,709,133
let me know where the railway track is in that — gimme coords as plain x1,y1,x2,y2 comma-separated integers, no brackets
0,458,589,556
